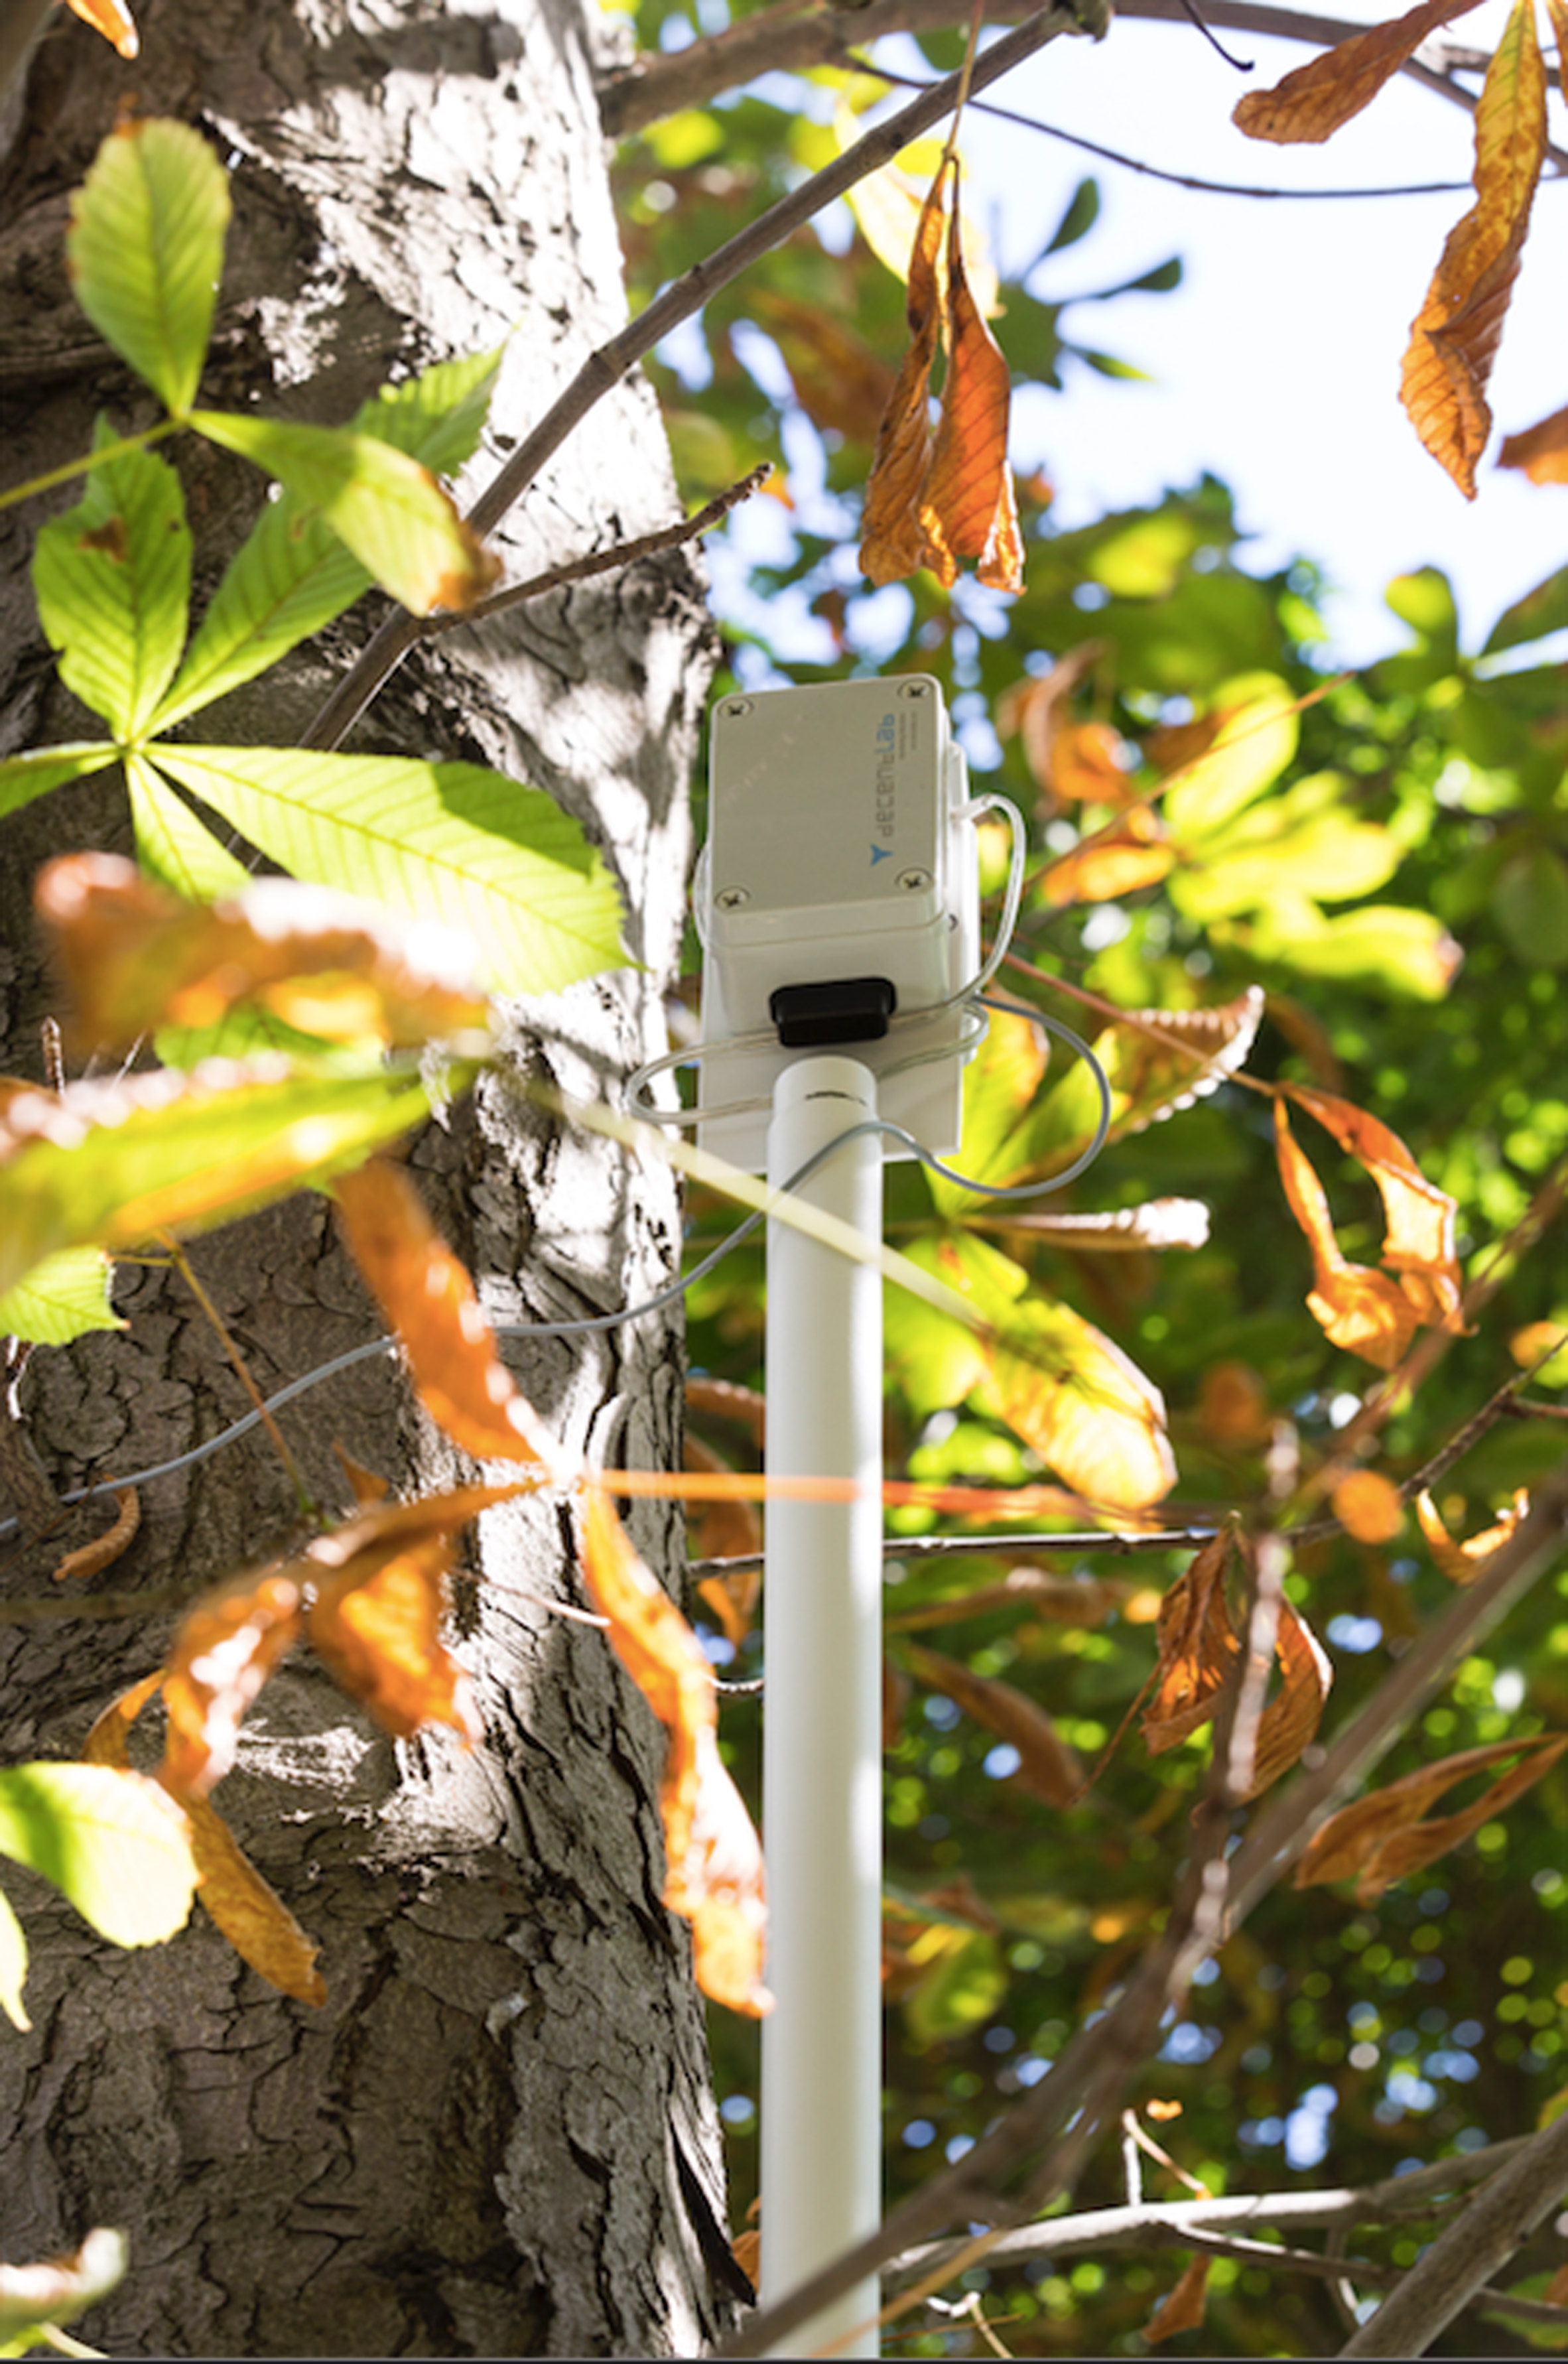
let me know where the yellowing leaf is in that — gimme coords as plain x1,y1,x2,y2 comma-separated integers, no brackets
1049,720,1136,804
36,852,490,1049
1037,829,1175,910
333,1157,565,1471
905,1643,1082,1806
1283,1083,1465,1331
860,162,948,587
1333,1469,1405,1544
307,1531,480,1744
64,0,139,56
1234,0,1486,143
834,99,999,317
578,1490,769,2016
990,1297,1176,1511
919,170,1023,594
1274,1100,1419,1369
1400,0,1548,497
1415,1485,1530,1582
184,1795,326,2005
1498,401,1568,484
1295,1734,1567,1902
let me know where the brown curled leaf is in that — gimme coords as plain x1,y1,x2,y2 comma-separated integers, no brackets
905,1641,1082,1807
306,1528,480,1744
1498,401,1568,485
1142,1530,1240,1755
1234,0,1486,144
1415,1485,1530,1581
52,1485,140,1583
859,160,950,586
159,1567,306,1801
1400,0,1547,497
1295,1734,1567,1901
1282,1083,1465,1331
1274,1100,1419,1369
918,163,1024,594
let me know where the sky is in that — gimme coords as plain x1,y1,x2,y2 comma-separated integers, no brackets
941,0,1568,663
680,0,1568,671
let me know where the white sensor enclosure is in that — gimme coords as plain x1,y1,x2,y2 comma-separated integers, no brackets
696,675,980,1170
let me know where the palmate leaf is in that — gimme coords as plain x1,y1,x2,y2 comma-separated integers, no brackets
0,1762,197,1949
190,410,499,616
153,349,505,730
66,118,229,418
0,1058,436,1301
0,743,116,821
125,751,253,900
147,745,624,996
32,427,191,738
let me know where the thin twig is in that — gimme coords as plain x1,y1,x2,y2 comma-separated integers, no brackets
163,1238,316,1519
597,0,1504,141
409,464,773,639
688,1524,1217,1579
299,3,1099,752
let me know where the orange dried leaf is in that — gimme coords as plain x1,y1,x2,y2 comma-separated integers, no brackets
1049,720,1137,805
1498,401,1568,484
333,1158,562,1470
186,1794,326,2005
35,854,488,1050
996,643,1106,802
1400,0,1547,497
1234,0,1485,144
64,0,139,57
52,1484,140,1582
1247,1599,1333,1800
1274,1101,1419,1370
1296,1734,1567,1901
685,1435,761,1646
860,163,949,587
579,1488,769,2014
1333,1469,1405,1545
748,290,895,446
1283,1084,1465,1329
82,1668,165,1767
905,1643,1082,1807
307,1530,480,1744
1143,1532,1240,1754
918,171,1024,594
1415,1485,1529,1582
1197,1361,1274,1450
160,1569,305,1801
1143,2253,1212,2345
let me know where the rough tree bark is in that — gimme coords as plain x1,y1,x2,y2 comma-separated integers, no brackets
0,1,730,2353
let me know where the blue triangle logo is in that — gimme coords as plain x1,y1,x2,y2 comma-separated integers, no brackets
870,843,893,866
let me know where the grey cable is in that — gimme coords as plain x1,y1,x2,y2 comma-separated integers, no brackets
0,998,1110,1543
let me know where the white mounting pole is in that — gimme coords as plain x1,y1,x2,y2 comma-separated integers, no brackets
760,1055,883,2358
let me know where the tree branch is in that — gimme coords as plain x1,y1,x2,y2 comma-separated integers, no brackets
1339,2108,1568,2355
598,0,1492,142
688,1523,1218,1579
716,1462,1568,2355
298,1,1100,754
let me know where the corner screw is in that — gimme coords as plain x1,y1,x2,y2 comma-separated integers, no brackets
899,681,930,700
716,885,751,910
720,698,754,720
897,868,931,893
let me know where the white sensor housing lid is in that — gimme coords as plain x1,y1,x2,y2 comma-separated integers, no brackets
695,676,980,1170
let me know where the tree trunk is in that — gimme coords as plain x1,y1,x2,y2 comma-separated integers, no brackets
0,1,728,2353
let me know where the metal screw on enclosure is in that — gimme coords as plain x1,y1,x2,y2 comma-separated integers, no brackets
716,886,751,910
720,698,753,720
899,681,929,700
897,868,931,893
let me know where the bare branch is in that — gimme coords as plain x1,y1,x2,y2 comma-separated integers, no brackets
1339,2108,1568,2355
410,464,773,640
688,1524,1218,1580
299,3,1099,754
598,0,1495,141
